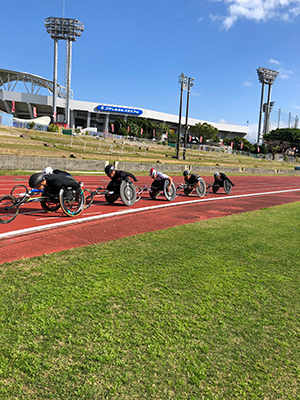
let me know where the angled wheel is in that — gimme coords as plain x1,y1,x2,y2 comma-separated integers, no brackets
195,178,206,197
10,184,29,198
0,195,19,223
212,184,220,193
224,181,232,195
163,180,176,201
135,186,142,202
184,186,193,196
120,180,136,206
149,190,161,199
59,186,85,217
105,193,119,204
84,188,94,209
40,187,60,213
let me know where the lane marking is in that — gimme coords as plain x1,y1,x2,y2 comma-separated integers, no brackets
0,188,300,239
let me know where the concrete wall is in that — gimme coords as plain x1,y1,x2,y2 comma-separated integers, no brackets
0,155,108,172
0,155,299,175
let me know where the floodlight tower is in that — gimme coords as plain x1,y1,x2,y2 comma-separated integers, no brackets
256,67,279,145
44,17,84,126
183,77,194,160
176,73,187,158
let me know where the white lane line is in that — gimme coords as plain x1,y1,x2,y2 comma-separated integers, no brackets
1,188,300,239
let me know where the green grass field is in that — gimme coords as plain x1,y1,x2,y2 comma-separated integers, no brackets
1,203,300,399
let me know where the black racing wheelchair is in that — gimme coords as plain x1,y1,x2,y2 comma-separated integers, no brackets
205,180,232,195
0,183,85,224
84,179,137,208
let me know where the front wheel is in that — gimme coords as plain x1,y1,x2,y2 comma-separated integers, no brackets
84,188,94,209
135,186,142,202
59,186,85,217
0,195,19,223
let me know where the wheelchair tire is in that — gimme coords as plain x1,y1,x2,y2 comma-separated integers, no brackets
149,190,161,199
0,195,19,224
224,180,232,195
120,180,136,206
10,184,29,198
163,180,176,201
212,184,220,193
105,193,119,204
184,187,193,196
59,186,85,217
84,188,93,209
41,187,60,213
135,186,142,202
195,178,206,197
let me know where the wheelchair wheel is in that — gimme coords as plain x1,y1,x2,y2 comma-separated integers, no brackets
184,186,193,196
59,186,85,217
195,178,206,197
224,181,232,195
163,180,176,201
105,193,119,204
0,195,19,223
84,188,93,209
40,187,60,213
135,186,142,202
10,184,29,198
120,180,136,206
149,190,161,199
212,184,220,193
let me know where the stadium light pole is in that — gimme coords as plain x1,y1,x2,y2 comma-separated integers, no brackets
44,17,84,126
176,73,187,158
256,67,279,145
183,77,194,160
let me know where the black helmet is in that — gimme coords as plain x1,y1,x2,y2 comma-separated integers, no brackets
183,170,190,177
105,164,114,174
29,172,45,188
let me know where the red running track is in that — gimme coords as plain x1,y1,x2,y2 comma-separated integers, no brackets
0,174,299,264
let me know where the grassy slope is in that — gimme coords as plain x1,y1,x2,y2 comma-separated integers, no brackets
0,126,298,172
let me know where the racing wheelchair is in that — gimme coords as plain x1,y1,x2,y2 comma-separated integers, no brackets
84,179,137,209
176,177,206,198
135,179,177,202
205,180,232,195
0,183,85,224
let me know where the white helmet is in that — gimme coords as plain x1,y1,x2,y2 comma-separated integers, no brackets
214,171,220,179
149,168,157,178
43,166,53,175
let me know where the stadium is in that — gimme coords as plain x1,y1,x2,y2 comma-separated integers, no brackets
0,68,248,140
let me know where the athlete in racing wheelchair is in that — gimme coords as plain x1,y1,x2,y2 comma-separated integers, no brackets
182,170,206,197
104,164,139,205
28,172,85,216
211,171,235,195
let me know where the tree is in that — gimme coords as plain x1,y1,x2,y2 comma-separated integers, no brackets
264,128,300,145
189,122,219,143
223,137,255,152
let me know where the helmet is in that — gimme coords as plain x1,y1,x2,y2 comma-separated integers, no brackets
183,170,190,177
149,168,157,178
43,166,53,174
105,164,114,174
214,171,220,179
29,172,45,188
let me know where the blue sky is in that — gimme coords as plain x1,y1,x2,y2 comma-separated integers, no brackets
1,0,300,142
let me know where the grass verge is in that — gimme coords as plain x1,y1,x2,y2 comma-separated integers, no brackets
1,203,300,399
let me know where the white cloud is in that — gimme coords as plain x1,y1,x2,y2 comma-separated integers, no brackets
211,0,300,30
268,58,281,65
243,80,253,87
